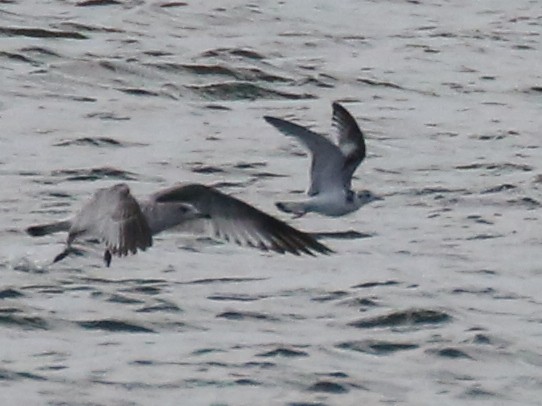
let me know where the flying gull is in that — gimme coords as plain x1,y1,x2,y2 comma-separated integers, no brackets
26,183,333,266
264,102,381,217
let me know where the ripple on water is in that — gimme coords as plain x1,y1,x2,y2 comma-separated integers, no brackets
0,312,49,330
348,309,451,329
76,319,155,333
0,288,24,299
54,136,141,147
186,82,315,101
256,347,309,358
0,27,88,39
216,311,279,322
336,340,419,355
427,347,474,360
50,167,139,182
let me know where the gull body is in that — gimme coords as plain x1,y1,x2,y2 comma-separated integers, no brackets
264,102,380,217
26,183,333,266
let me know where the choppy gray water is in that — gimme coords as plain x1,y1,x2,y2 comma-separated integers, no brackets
1,1,541,405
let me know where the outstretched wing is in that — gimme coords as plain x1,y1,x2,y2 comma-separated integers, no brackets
331,102,366,190
264,116,345,196
153,183,333,256
68,183,153,257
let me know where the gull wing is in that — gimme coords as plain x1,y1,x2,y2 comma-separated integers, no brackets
68,183,153,257
153,183,333,256
264,116,345,196
331,102,366,190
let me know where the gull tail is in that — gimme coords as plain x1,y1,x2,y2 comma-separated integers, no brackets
26,220,71,237
275,201,308,217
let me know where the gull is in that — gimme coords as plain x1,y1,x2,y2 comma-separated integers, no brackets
264,101,381,217
26,183,333,266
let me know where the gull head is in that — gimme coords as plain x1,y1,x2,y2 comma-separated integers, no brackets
349,190,382,209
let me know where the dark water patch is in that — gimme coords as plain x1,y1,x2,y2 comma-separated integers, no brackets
37,364,67,371
349,309,451,329
58,22,124,34
352,280,399,289
51,167,138,181
410,186,467,196
0,368,47,382
322,371,349,378
235,378,260,386
82,277,167,286
507,196,540,208
0,314,48,330
77,0,121,6
209,180,254,189
154,62,238,77
298,75,335,88
308,380,349,394
204,104,232,111
131,359,155,366
461,386,498,399
85,112,131,121
243,361,275,369
257,347,308,358
47,94,97,103
0,51,41,66
21,46,60,56
136,301,181,313
116,87,161,97
0,288,24,299
200,47,266,61
339,297,380,309
152,63,289,83
309,230,373,240
190,165,225,174
529,86,542,93
357,77,404,90
0,27,87,40
160,2,189,8
207,293,264,302
252,171,288,178
54,137,131,147
427,347,473,360
144,50,174,57
77,319,155,333
234,162,266,169
311,291,349,302
474,334,493,345
466,215,493,225
187,82,314,101
289,403,328,406
121,285,162,295
461,268,498,276
452,287,495,296
107,294,145,305
191,348,226,356
337,340,418,355
455,162,533,172
181,277,267,285
466,234,503,241
217,311,278,322
474,133,506,140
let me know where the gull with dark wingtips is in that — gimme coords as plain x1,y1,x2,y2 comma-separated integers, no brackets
264,102,381,217
26,183,333,266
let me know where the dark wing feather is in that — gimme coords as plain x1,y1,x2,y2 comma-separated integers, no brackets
331,102,366,189
154,183,333,256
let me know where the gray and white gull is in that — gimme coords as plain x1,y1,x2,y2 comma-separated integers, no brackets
26,183,333,266
264,102,381,217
